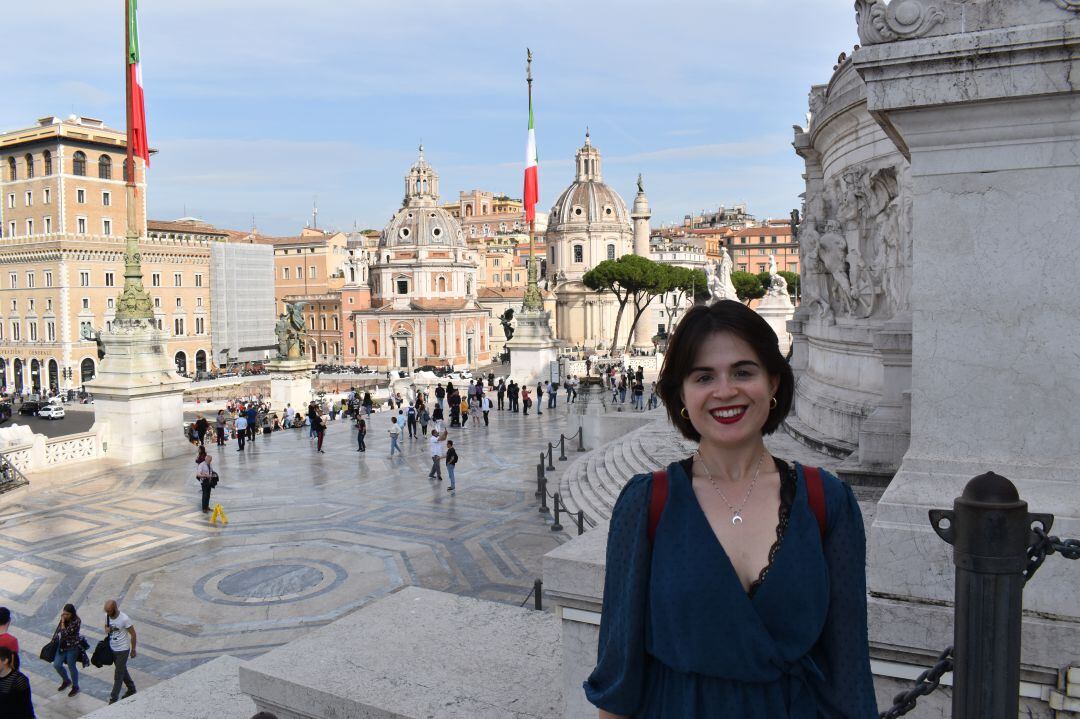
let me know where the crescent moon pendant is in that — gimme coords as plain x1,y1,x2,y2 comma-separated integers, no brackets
731,514,743,525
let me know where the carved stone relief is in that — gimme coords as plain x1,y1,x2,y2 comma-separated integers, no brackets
854,0,945,45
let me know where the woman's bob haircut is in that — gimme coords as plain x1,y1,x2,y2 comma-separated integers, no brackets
657,300,794,441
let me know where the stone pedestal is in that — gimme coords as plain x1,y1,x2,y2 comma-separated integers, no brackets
85,322,190,465
854,1,1080,692
266,358,315,414
755,291,795,356
507,309,560,385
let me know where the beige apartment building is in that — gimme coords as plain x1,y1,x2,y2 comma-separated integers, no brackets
727,221,799,275
0,115,215,393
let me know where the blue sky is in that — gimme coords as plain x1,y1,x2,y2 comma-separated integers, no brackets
4,1,858,236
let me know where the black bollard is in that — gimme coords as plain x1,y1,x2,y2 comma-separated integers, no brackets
546,443,556,471
533,578,543,611
538,476,549,514
551,492,564,531
535,461,544,497
559,435,568,461
577,510,585,535
577,427,586,452
929,472,1053,719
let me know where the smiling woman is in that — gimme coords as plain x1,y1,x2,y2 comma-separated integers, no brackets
584,300,877,719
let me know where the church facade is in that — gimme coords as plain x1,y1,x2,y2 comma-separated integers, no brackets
345,148,492,370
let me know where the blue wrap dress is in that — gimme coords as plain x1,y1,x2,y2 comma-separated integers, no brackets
584,458,878,718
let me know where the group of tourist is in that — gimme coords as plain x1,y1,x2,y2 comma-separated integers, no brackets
0,601,137,716
601,364,658,411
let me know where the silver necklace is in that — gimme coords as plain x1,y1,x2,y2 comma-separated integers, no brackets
695,450,764,526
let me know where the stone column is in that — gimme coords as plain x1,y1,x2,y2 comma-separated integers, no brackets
853,0,1080,694
630,178,653,352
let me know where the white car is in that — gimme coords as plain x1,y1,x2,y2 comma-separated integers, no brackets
38,404,65,420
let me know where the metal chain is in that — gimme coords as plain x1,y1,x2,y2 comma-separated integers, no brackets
879,646,954,719
880,527,1078,718
1023,526,1080,583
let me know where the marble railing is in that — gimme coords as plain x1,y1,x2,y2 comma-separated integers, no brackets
0,425,108,476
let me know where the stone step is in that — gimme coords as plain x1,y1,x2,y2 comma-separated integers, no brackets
564,453,612,524
588,450,621,507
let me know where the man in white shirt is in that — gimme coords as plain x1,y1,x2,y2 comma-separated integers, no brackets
388,417,402,457
427,429,444,481
103,600,136,704
480,395,492,426
234,414,248,451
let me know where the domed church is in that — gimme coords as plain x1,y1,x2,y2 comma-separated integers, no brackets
347,147,492,370
547,132,638,350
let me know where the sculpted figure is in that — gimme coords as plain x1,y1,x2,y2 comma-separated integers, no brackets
499,308,515,341
817,220,853,316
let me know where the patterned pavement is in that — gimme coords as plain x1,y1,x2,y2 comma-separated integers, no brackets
0,399,583,717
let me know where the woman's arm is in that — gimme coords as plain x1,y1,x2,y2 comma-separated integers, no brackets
812,476,878,718
599,711,629,719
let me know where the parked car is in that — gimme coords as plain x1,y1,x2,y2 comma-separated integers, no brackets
38,404,65,420
18,401,42,416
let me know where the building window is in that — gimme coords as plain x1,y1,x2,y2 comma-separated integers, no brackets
24,153,34,178
195,317,204,334
283,267,290,280
7,157,15,181
43,150,52,175
28,298,34,311
396,279,408,294
156,318,162,330
103,219,112,235
44,271,52,287
25,272,34,288
77,217,87,234
607,244,615,260
296,265,302,279
29,322,37,341
44,217,52,233
7,194,14,209
6,221,12,238
73,151,86,176
174,273,182,287
174,318,184,336
8,273,16,288
309,317,315,330
154,297,161,308
25,219,33,235
152,272,161,287
195,273,203,287
98,155,112,179
196,297,203,307
107,298,114,309
105,271,115,287
332,315,338,330
25,191,32,206
573,245,584,263
76,188,86,204
44,188,50,204
320,316,327,330
11,322,20,341
102,191,111,206
309,265,316,279
175,298,182,308
47,321,55,342
80,271,90,287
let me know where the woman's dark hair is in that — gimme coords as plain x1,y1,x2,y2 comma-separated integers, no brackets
64,603,78,618
657,300,794,441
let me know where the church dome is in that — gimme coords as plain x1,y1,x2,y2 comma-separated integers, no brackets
548,131,631,231
379,146,466,249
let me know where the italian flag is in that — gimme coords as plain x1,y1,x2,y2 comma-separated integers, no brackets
127,0,150,167
524,100,538,223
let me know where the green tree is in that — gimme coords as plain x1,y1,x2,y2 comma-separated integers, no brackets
659,266,709,337
777,270,799,298
621,256,676,354
731,271,765,303
583,259,632,352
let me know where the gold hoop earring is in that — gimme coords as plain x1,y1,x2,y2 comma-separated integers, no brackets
680,407,689,419
770,397,778,410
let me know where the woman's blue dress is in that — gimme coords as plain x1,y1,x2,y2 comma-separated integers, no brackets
584,458,878,718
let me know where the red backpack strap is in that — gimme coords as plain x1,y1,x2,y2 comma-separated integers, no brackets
802,464,828,539
648,470,669,544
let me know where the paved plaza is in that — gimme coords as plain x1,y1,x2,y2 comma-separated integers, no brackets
0,399,585,717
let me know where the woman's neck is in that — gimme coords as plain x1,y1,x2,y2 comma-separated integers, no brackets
695,438,770,484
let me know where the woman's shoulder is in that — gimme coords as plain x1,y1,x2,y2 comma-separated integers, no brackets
791,461,859,518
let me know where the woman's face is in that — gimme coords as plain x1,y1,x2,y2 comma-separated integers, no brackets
62,609,73,622
680,331,779,449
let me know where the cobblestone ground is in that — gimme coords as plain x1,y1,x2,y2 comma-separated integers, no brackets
0,399,582,718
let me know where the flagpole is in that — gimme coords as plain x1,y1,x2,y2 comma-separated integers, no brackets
523,49,542,313
116,0,153,322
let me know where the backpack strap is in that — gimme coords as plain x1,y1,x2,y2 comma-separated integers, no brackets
803,465,828,539
648,470,669,544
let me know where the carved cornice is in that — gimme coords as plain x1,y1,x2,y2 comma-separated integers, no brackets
855,0,945,44
1049,0,1080,10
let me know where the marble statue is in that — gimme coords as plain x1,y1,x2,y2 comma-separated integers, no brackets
499,308,515,341
765,254,789,298
705,247,738,304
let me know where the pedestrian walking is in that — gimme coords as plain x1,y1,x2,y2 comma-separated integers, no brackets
193,416,209,446
496,379,506,410
406,404,418,438
508,381,519,412
312,411,326,453
196,453,215,512
50,603,82,697
103,600,136,704
647,381,659,410
247,405,258,444
435,384,446,412
546,380,556,409
535,382,544,415
0,645,34,718
355,418,367,452
522,387,532,416
428,429,444,481
632,380,645,410
388,417,402,457
362,392,373,417
418,405,430,438
235,414,248,450
618,376,628,404
566,379,574,404
460,396,470,427
480,395,492,426
445,440,458,492
307,403,319,441
215,410,227,446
